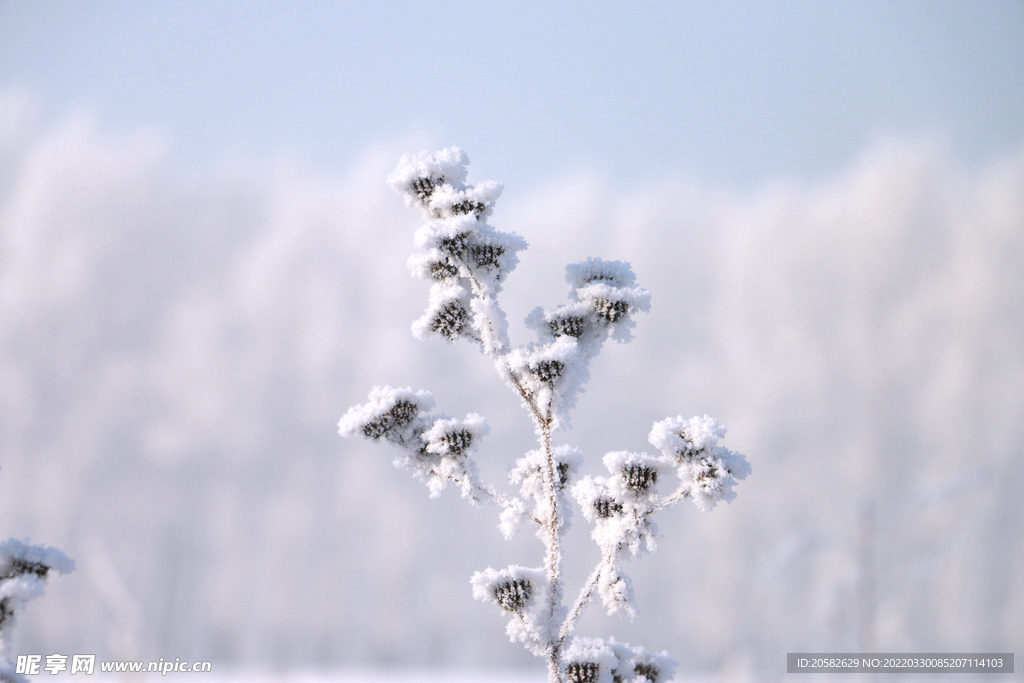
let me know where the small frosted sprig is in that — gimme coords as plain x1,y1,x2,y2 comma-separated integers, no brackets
341,386,498,503
562,637,618,683
565,258,651,342
560,637,677,683
649,415,751,512
471,565,551,655
603,452,673,504
338,386,434,445
520,259,651,428
610,640,678,683
393,147,526,358
573,451,674,559
0,539,75,681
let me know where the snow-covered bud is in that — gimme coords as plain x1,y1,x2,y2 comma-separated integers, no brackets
685,447,750,512
525,302,593,342
563,258,651,343
604,452,673,502
0,539,74,639
408,249,461,282
575,282,650,337
598,639,678,683
510,446,583,497
574,473,659,557
648,415,723,463
621,646,678,683
0,540,74,582
606,639,635,682
412,281,472,342
649,415,751,512
471,565,545,615
497,498,528,540
550,314,586,339
338,386,434,443
506,336,587,428
562,637,618,683
412,216,478,258
387,146,469,212
426,180,503,221
597,566,636,618
573,477,622,523
422,414,488,458
510,337,578,390
510,446,582,536
565,258,637,290
593,496,624,519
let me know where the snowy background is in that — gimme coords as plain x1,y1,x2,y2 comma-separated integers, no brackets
1,2,1022,681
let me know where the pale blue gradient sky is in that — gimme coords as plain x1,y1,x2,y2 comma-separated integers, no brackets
2,1,1022,189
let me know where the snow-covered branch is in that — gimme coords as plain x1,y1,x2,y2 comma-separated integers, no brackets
339,148,751,683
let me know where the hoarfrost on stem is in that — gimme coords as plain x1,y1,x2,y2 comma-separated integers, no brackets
340,147,751,682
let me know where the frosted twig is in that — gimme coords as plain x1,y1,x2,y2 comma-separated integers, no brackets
340,148,751,683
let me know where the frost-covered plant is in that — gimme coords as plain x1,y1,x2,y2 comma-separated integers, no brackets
340,148,751,683
0,509,74,683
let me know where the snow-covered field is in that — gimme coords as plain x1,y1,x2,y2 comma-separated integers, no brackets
47,670,545,683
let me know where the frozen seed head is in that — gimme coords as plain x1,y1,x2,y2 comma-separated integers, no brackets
549,315,586,338
565,257,637,290
563,637,618,683
0,598,13,629
388,147,469,211
566,662,600,683
509,446,583,504
593,297,630,324
451,199,486,217
647,415,750,511
623,464,657,493
493,577,532,612
0,538,75,633
361,399,418,440
603,451,671,501
532,359,564,383
471,243,505,268
437,231,471,257
422,414,488,459
634,663,660,682
440,429,473,456
0,557,50,581
430,300,468,339
412,175,442,202
339,386,434,442
471,565,543,615
429,261,459,280
628,649,678,683
594,497,624,518
557,461,571,488
648,415,725,461
0,539,76,578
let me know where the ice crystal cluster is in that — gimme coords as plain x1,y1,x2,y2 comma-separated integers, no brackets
0,535,74,683
340,148,751,683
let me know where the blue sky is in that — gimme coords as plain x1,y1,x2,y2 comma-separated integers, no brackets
2,1,1022,189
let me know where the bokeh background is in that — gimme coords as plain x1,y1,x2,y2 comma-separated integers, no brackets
1,2,1022,681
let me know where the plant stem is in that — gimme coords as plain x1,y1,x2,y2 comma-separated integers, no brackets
540,415,564,682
